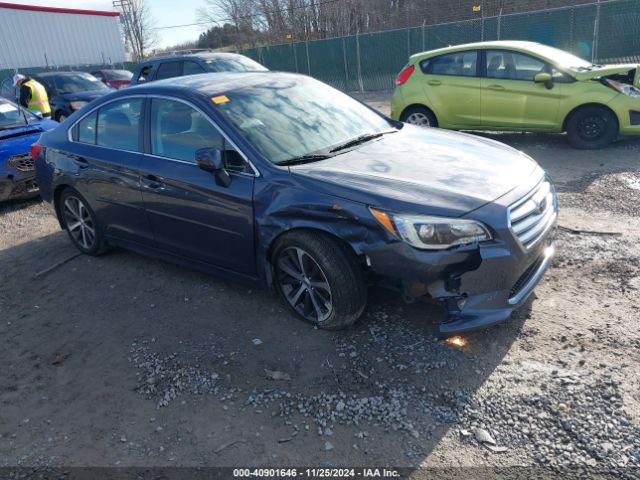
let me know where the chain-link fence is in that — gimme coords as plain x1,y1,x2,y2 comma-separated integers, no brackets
240,0,640,92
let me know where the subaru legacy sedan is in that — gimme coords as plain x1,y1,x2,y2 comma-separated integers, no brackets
33,72,557,335
392,41,640,149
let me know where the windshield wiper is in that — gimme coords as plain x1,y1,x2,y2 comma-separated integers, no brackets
329,130,396,153
277,154,334,166
0,123,24,131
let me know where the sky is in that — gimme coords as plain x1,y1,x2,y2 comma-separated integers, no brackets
2,0,209,48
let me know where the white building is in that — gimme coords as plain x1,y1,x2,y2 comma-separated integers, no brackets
0,2,126,69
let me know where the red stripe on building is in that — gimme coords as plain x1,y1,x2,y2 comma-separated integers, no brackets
0,2,119,17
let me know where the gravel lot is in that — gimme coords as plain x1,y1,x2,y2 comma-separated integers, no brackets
1,91,639,477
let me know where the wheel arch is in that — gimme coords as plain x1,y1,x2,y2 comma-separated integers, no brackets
561,103,619,133
399,103,438,123
53,184,73,228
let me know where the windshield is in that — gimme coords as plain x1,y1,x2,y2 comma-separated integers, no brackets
204,56,268,73
529,44,593,69
214,76,394,165
44,73,110,94
0,101,35,129
105,70,133,80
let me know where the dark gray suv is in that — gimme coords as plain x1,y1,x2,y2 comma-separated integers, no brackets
130,51,267,85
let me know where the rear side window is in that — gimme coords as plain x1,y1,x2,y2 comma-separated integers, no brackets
156,61,182,80
136,65,154,83
96,98,143,151
421,51,478,77
183,61,205,75
76,111,97,144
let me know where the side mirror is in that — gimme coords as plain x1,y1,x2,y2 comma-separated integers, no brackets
534,72,553,89
195,148,231,187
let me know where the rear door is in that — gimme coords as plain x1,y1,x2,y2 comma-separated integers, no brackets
480,49,563,129
69,97,155,246
419,50,481,127
139,97,256,275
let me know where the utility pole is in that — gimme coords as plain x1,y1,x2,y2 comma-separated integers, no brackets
113,0,138,59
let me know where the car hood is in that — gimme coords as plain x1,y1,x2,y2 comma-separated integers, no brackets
290,125,544,217
570,63,640,87
57,89,113,101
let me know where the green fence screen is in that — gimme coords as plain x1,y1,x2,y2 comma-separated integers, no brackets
241,0,640,92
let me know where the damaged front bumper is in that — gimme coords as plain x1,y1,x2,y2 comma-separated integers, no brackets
365,180,558,335
0,153,39,202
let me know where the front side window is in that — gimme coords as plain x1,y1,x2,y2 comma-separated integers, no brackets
156,62,182,80
422,51,478,77
150,98,233,165
485,50,546,81
183,61,205,75
215,75,393,165
96,98,142,151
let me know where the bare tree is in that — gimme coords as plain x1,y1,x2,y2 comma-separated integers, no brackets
197,0,258,49
113,0,158,59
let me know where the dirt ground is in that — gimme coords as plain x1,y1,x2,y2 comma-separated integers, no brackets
1,91,640,477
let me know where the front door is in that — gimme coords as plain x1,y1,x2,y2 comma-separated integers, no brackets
481,49,563,130
139,97,256,276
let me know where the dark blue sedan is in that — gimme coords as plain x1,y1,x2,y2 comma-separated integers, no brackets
33,72,557,334
0,98,57,201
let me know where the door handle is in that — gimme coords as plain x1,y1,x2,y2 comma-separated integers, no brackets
487,84,505,91
143,174,165,189
427,80,442,86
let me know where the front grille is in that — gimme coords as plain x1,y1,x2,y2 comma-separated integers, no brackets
509,180,557,249
509,255,543,299
7,153,34,172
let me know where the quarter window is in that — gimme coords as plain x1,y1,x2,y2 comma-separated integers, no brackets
156,61,182,80
485,50,546,81
421,51,478,77
96,98,142,151
150,98,243,168
77,111,97,144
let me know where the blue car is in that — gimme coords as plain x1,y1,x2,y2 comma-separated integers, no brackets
0,98,57,202
33,72,557,335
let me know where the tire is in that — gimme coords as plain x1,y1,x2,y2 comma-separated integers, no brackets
400,105,438,128
566,106,618,149
272,230,367,330
58,188,109,256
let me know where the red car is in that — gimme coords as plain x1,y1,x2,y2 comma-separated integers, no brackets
90,69,132,89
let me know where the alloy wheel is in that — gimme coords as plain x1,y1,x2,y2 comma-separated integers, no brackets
406,112,431,127
276,247,333,323
62,195,96,250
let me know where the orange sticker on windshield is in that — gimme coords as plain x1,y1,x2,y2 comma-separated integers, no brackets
211,95,230,104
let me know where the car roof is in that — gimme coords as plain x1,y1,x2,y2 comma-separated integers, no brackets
144,51,247,63
118,71,299,98
410,40,543,60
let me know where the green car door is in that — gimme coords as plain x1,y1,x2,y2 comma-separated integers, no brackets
419,50,481,128
480,49,565,130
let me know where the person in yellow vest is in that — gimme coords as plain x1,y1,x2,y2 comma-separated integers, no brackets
13,74,51,118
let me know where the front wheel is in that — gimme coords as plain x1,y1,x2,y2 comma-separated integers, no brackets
272,231,367,330
59,189,109,255
566,106,618,149
55,111,69,122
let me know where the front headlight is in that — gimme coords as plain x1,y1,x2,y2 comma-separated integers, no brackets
370,208,492,250
70,101,88,110
603,78,640,98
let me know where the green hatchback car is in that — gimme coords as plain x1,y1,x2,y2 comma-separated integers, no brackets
391,41,640,148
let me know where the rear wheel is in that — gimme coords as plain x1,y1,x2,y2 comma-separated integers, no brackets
272,231,367,330
400,105,438,128
59,189,109,255
566,106,618,149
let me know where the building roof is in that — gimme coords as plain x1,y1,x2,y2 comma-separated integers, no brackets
0,2,119,17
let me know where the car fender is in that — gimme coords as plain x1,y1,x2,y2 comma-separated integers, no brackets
558,86,619,131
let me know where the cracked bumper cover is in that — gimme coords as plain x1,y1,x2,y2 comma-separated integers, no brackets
0,175,39,201
364,222,556,335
